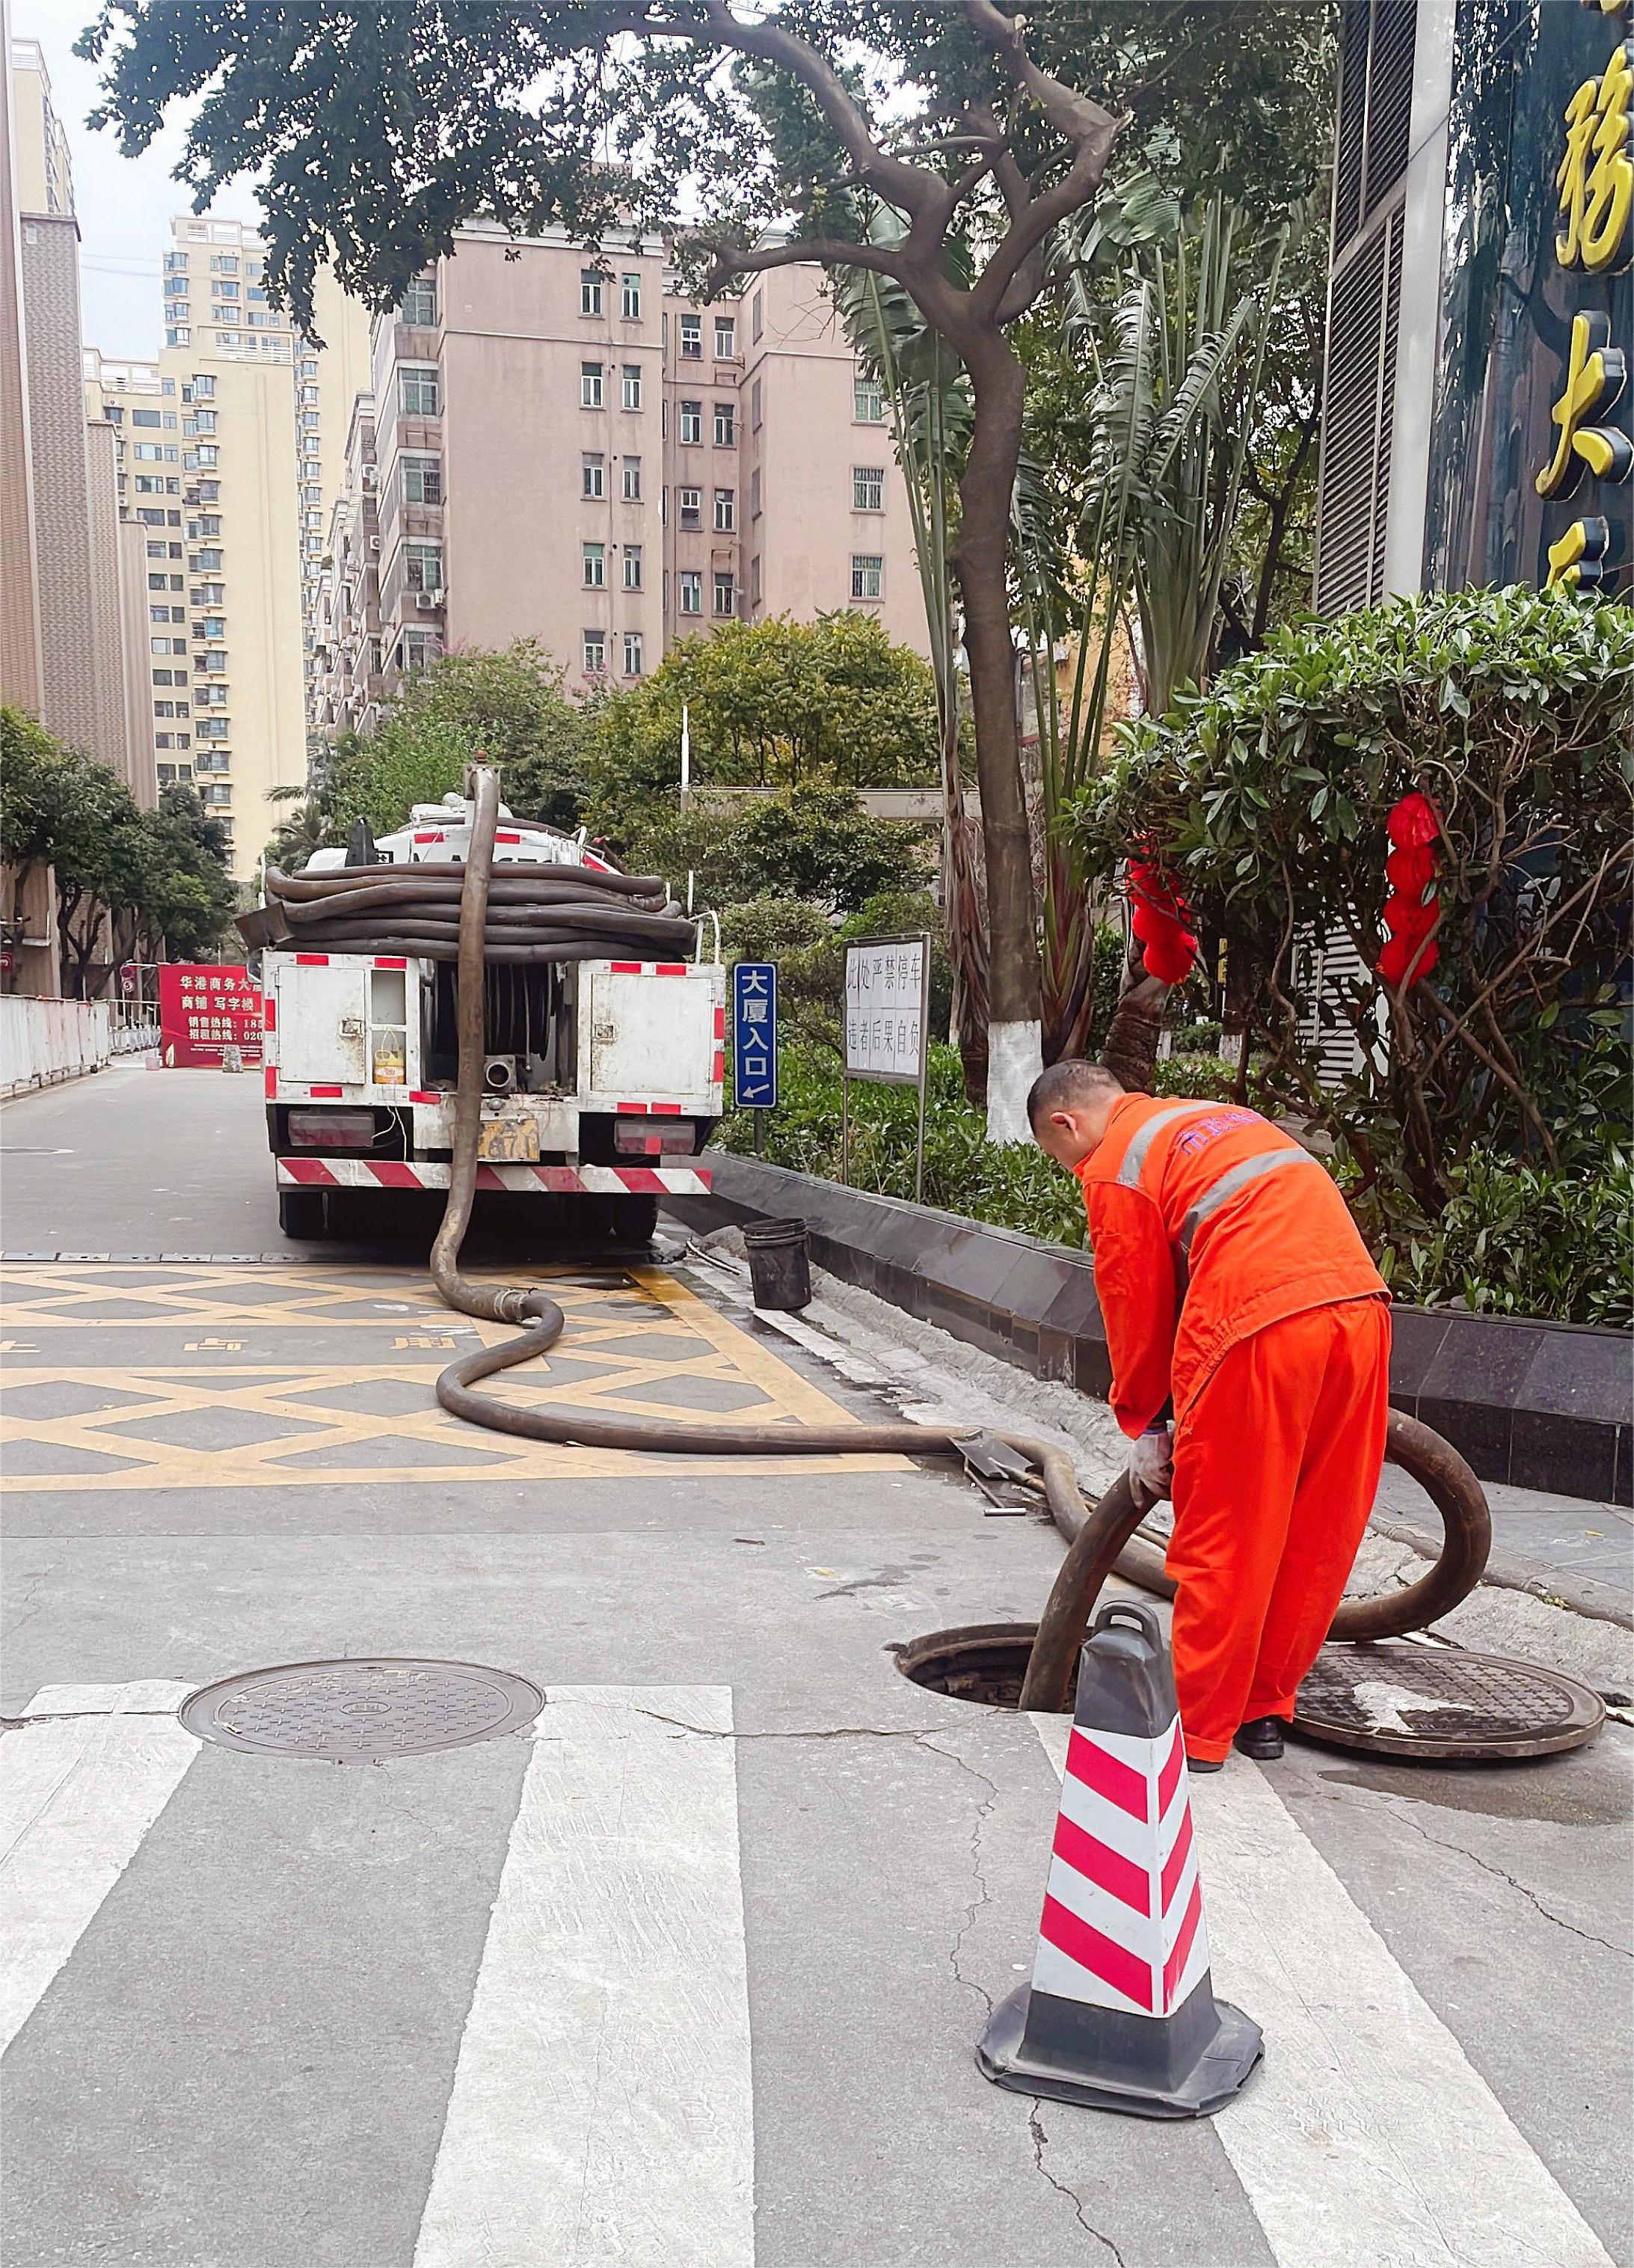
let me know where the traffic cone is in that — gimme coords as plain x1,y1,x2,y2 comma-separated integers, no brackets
977,1601,1262,2118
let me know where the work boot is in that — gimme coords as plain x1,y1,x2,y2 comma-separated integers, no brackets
1233,1716,1286,1762
1187,1755,1223,1774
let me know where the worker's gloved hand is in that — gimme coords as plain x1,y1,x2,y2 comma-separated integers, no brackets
1127,1422,1174,1504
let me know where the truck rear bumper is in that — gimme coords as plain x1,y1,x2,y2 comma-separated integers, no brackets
275,1158,712,1195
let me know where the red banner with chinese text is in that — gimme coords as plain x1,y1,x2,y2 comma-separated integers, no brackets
158,964,263,1067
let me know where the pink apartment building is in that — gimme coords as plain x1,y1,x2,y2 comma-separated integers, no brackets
324,225,924,725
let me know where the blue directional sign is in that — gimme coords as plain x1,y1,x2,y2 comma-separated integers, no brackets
731,961,778,1108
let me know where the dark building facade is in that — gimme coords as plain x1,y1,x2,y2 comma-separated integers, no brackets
1316,0,1632,604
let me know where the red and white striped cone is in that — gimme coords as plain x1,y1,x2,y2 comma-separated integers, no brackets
978,1601,1262,2118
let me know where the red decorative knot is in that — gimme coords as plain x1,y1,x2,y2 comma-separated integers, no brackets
1377,792,1442,984
1127,857,1199,987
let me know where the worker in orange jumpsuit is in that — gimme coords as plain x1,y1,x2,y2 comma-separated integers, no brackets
1028,1060,1390,1769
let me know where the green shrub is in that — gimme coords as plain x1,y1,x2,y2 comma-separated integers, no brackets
1380,1147,1633,1330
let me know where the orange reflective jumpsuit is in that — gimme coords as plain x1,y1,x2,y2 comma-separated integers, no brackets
1078,1095,1389,1762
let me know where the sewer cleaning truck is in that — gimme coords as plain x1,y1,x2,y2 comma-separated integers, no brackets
239,788,722,1241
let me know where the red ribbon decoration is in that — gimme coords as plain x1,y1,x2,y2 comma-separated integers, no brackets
1128,857,1199,987
1377,793,1441,985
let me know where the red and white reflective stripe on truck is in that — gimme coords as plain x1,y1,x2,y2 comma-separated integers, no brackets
276,1159,713,1195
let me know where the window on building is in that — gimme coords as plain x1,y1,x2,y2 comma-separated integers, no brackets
621,273,642,321
580,360,603,408
401,365,439,415
621,364,642,411
679,485,701,530
583,628,607,674
300,408,320,429
678,569,702,615
188,409,218,435
201,782,232,806
622,545,642,590
194,749,230,772
132,408,162,428
190,549,224,572
136,507,167,526
751,378,762,432
402,274,437,325
580,269,603,316
399,628,440,674
193,582,226,604
163,251,188,273
714,571,736,616
191,373,215,399
713,401,736,447
197,616,226,639
213,279,240,300
680,313,703,358
210,254,239,275
621,455,642,501
582,452,606,499
752,290,764,342
853,370,885,424
679,399,702,444
750,554,763,605
148,574,170,592
714,315,737,358
750,468,761,519
196,480,219,503
152,669,174,686
623,631,644,677
146,541,168,559
134,443,165,461
583,542,606,588
215,330,240,347
714,487,735,532
853,465,885,512
402,453,442,504
165,328,191,349
851,553,883,599
405,539,443,593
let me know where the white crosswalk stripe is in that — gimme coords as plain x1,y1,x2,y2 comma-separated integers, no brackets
1,1682,199,2056
413,1685,755,2268
1030,1713,1617,2268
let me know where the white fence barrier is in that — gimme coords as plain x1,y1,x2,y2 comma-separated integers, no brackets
0,997,120,1099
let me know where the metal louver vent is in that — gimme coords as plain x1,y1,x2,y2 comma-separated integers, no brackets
1334,0,1372,249
1316,227,1389,613
1363,0,1417,217
1333,0,1419,251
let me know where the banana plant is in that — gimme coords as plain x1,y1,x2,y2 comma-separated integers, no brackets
1030,181,1294,1077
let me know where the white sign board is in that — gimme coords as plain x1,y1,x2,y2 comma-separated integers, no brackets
844,937,927,1086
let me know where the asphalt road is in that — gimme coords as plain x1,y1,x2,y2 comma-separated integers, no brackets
2,1061,1630,2268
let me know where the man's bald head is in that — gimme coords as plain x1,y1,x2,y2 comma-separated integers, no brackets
1027,1059,1125,1170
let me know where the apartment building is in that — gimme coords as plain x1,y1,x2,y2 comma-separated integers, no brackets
351,225,924,714
309,392,383,738
0,6,42,714
297,268,373,729
155,216,307,874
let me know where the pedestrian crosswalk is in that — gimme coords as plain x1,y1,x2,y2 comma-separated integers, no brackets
1,1681,1621,2268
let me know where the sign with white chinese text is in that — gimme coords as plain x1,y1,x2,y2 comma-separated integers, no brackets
159,964,263,1068
731,960,778,1108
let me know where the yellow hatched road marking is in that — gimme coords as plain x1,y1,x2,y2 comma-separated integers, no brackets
1,1261,910,1491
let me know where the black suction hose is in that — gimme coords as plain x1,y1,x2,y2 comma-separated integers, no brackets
427,770,1492,1702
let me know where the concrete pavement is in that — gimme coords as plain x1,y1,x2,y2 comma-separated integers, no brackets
2,1061,1630,2267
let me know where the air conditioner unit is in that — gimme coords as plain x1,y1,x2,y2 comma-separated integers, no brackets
414,589,442,610
368,536,381,551
360,468,378,493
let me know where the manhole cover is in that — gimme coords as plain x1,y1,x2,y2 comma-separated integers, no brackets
1292,1642,1605,1760
179,1658,544,1761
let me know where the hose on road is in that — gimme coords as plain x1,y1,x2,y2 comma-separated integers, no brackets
426,768,1493,1705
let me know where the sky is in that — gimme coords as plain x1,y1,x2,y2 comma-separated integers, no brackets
13,0,260,361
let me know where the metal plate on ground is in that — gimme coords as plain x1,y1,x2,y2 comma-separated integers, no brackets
1292,1641,1604,1760
179,1658,544,1761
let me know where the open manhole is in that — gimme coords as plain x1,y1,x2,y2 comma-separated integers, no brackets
179,1658,544,1762
1291,1641,1604,1760
896,1622,1043,1711
897,1624,1606,1762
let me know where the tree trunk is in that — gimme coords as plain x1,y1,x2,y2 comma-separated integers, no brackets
1099,943,1169,1095
954,337,1040,1141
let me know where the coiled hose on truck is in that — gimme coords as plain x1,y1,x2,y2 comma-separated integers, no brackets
420,768,1490,1711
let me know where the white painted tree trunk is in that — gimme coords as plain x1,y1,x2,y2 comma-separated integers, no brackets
985,1017,1043,1145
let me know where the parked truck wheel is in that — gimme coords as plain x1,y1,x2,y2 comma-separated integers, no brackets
278,1187,329,1240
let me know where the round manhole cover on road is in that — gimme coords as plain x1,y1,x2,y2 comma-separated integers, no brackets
1293,1641,1604,1760
179,1658,544,1761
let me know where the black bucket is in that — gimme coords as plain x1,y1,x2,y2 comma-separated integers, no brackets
741,1217,812,1311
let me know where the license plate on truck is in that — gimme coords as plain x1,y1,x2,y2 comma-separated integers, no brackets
477,1118,540,1162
